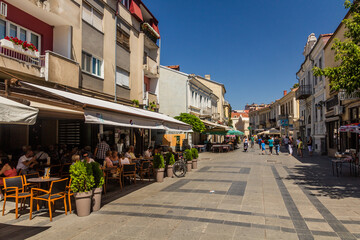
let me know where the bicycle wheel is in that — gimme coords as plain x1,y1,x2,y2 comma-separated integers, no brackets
173,161,186,177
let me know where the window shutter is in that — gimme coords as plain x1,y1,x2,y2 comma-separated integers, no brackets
93,10,103,31
116,68,129,87
82,3,92,24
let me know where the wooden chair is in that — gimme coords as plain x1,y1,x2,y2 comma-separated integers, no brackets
122,163,136,185
139,161,152,182
2,176,31,219
29,178,68,221
23,172,40,191
105,166,123,192
66,178,74,214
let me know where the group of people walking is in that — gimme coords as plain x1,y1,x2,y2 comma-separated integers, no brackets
242,135,314,157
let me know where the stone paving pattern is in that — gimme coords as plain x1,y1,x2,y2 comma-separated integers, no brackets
2,147,360,239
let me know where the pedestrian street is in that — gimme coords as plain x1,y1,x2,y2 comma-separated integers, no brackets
2,148,360,240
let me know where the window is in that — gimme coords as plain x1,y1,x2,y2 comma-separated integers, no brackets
0,19,5,39
116,28,130,50
121,0,130,9
82,2,103,31
82,51,103,78
116,67,129,87
9,24,16,38
20,29,26,41
30,33,39,50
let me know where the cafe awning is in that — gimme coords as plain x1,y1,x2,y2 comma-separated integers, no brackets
0,96,38,125
22,82,192,132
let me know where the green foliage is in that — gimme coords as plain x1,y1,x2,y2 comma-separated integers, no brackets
191,148,199,159
165,152,175,165
292,83,299,89
70,161,95,193
132,99,139,107
90,162,104,188
184,149,193,162
174,113,205,133
313,1,360,95
149,101,157,112
153,153,165,169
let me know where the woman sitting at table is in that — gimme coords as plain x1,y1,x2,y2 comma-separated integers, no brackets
71,154,80,164
124,146,136,160
119,153,131,165
82,152,95,163
103,150,114,168
111,151,119,165
0,157,17,201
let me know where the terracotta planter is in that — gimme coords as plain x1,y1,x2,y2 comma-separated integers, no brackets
92,187,102,212
167,165,173,178
156,168,164,182
74,191,93,217
186,162,192,172
192,159,198,169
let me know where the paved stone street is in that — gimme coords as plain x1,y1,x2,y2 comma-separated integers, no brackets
2,147,360,240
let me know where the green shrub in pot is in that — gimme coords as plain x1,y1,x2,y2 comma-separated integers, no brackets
90,162,104,211
191,148,199,159
165,152,175,165
153,153,165,182
184,149,193,162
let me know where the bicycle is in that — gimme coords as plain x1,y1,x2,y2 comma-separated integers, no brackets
173,155,187,177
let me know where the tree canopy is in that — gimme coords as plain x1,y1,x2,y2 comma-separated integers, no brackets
313,0,360,95
174,113,205,133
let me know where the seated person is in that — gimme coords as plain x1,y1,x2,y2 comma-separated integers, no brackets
124,146,136,160
16,150,38,174
144,147,153,159
82,152,95,164
119,153,131,165
0,157,17,201
34,146,49,165
104,150,114,168
111,151,119,165
71,154,80,164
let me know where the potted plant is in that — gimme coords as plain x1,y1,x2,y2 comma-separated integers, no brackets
191,148,198,169
70,161,95,217
90,162,104,212
165,152,175,178
153,153,165,182
184,149,193,172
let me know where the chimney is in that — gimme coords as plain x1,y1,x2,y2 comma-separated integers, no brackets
205,74,211,80
283,90,287,96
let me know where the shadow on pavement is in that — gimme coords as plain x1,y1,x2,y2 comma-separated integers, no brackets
0,223,50,240
285,151,360,199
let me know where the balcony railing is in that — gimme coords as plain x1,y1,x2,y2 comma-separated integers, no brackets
338,90,360,101
143,56,159,78
296,85,312,99
0,44,45,67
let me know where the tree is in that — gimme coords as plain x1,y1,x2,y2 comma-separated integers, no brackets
292,83,299,89
174,113,206,133
313,1,360,95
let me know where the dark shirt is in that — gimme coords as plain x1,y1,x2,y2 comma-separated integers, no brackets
274,139,280,145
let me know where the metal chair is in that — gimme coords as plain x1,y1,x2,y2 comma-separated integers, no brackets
2,176,31,219
139,161,152,182
105,166,123,192
66,178,74,214
23,172,40,191
122,163,137,185
60,163,71,178
29,178,68,221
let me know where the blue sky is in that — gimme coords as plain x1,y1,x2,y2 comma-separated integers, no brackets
145,0,348,110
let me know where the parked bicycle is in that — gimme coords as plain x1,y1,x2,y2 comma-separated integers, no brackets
173,155,187,177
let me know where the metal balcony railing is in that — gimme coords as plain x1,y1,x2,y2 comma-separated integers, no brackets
296,85,312,99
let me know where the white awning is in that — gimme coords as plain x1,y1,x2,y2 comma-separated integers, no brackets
202,120,227,130
0,96,38,125
23,83,192,131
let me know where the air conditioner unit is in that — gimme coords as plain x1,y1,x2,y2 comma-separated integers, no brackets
0,2,7,17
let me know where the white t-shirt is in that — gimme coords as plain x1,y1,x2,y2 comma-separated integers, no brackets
144,150,152,158
120,158,130,165
16,155,32,170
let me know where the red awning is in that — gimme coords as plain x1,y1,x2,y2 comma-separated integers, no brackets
129,0,143,22
152,23,160,38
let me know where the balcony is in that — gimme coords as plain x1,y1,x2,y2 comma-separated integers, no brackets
201,107,212,117
144,91,159,111
142,23,159,45
143,56,159,78
296,85,312,99
338,90,360,101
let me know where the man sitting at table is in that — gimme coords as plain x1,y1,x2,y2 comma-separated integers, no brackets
144,147,153,159
16,150,38,174
120,153,131,165
125,146,136,160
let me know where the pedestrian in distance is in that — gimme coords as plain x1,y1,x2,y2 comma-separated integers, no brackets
250,136,255,148
297,137,303,158
288,136,293,156
261,140,266,155
243,137,248,152
268,137,274,155
258,137,262,150
274,136,280,155
283,136,289,154
307,136,313,156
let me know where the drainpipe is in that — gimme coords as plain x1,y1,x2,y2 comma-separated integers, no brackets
114,1,120,102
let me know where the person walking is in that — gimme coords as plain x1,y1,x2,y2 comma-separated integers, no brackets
258,137,262,150
274,136,280,155
94,136,111,165
268,137,274,155
283,136,289,153
297,137,303,158
250,136,255,149
307,136,313,156
261,140,266,155
243,137,248,152
288,136,293,156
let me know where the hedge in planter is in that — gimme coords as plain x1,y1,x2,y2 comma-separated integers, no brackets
165,152,175,178
153,153,165,182
70,161,95,217
184,149,193,172
191,148,198,169
90,162,104,211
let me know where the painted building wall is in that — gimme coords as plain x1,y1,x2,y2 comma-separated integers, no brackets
158,66,188,117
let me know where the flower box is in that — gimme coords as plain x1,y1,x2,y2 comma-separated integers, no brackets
0,38,39,58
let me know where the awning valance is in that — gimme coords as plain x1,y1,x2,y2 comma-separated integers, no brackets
22,82,192,131
129,0,143,22
0,96,38,125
